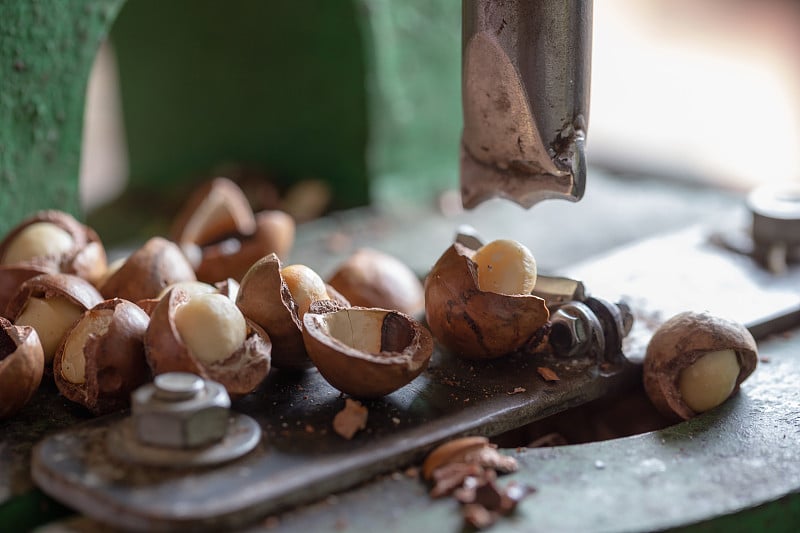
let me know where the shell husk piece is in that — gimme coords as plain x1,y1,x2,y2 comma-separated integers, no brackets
0,264,53,316
53,299,150,415
424,243,549,360
5,273,104,321
145,288,271,396
0,210,107,286
303,306,433,398
328,248,424,316
0,317,44,419
195,210,295,283
100,237,196,302
643,311,758,421
170,177,257,246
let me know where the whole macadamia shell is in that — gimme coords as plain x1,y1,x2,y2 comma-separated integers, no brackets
53,299,151,415
0,210,107,286
0,317,44,419
643,311,758,421
303,306,433,398
99,237,196,302
328,248,424,316
424,243,549,360
145,288,271,396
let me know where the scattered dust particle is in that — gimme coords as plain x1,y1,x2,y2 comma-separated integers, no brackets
392,417,401,425
391,471,403,481
333,398,368,440
281,422,288,428
464,398,470,403
759,356,771,363
305,424,315,434
263,516,280,529
507,387,526,395
537,367,560,381
405,466,420,479
334,517,349,530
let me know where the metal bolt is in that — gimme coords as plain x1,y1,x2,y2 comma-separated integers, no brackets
131,372,231,449
549,301,604,360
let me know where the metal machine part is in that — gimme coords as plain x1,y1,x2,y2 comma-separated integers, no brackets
460,0,592,208
747,184,800,274
105,372,261,468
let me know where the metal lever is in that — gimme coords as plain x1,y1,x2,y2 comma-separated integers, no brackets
460,0,592,209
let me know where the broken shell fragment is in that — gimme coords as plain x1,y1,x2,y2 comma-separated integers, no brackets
53,299,150,415
643,311,758,420
302,306,433,398
424,243,549,359
0,317,44,419
145,288,271,396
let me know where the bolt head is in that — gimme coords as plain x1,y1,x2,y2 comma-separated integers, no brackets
132,373,231,449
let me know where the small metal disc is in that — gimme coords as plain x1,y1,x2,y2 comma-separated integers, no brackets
106,414,262,468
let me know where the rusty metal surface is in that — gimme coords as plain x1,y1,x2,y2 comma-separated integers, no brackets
31,345,638,531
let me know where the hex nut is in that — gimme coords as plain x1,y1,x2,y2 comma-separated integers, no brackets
131,374,231,448
643,311,758,420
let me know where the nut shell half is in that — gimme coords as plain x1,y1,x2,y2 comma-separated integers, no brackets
0,317,44,419
643,311,758,420
424,243,549,359
5,273,104,323
303,306,433,398
145,288,271,395
53,299,151,415
0,210,107,286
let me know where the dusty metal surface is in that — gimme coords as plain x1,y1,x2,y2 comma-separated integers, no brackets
31,344,637,531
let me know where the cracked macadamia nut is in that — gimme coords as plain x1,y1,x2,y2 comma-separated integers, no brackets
146,288,271,396
303,305,433,398
644,312,758,420
0,211,107,286
5,273,103,365
424,243,549,360
0,317,44,419
237,254,347,370
327,248,424,316
53,299,150,414
472,239,537,296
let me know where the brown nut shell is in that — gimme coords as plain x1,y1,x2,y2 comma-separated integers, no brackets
0,264,53,316
195,210,295,283
53,299,151,415
236,254,309,370
424,243,549,359
328,248,424,316
643,311,758,421
100,237,197,301
170,177,257,246
0,210,107,286
0,317,44,419
5,272,104,321
422,436,490,480
145,288,271,396
302,305,433,398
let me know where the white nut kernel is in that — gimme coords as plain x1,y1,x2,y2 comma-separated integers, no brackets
2,222,74,265
472,239,537,295
60,309,114,384
678,349,740,413
173,293,247,365
15,297,84,363
281,264,329,318
157,281,217,300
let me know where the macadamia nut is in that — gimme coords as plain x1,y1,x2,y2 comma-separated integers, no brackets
281,264,329,318
472,239,537,295
15,296,84,363
157,281,218,300
174,293,247,365
678,349,740,413
1,222,75,265
60,309,114,384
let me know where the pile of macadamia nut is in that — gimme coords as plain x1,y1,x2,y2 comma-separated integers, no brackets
0,178,433,419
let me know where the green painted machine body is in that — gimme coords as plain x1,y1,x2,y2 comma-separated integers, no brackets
0,0,461,239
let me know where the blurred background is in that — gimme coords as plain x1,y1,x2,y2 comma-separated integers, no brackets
78,0,800,250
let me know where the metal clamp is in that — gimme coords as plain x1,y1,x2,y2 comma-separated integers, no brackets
107,372,261,468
